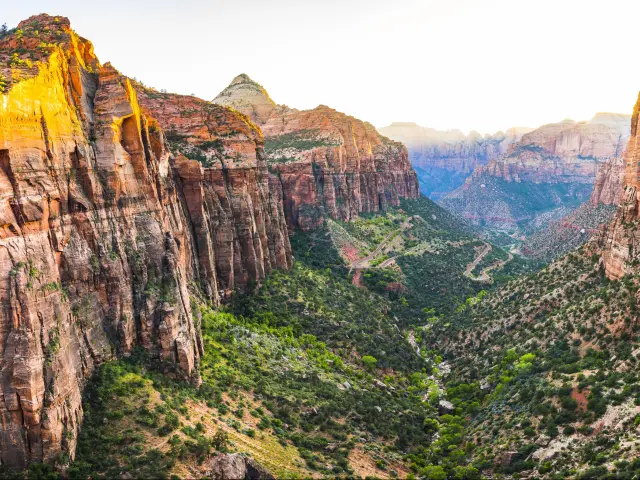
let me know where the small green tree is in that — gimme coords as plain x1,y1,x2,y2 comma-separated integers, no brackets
212,429,229,452
0,74,6,94
362,355,377,370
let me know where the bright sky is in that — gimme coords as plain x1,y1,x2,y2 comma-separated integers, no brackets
4,0,640,133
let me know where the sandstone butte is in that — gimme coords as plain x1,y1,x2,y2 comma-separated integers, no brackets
0,14,420,468
214,74,420,231
595,95,640,279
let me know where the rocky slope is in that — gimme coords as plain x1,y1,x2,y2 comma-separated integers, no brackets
442,113,631,231
0,14,291,468
378,122,532,199
520,155,623,261
214,76,420,230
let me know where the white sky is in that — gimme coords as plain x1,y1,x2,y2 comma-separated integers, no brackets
4,0,640,134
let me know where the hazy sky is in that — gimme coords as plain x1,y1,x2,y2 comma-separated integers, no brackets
4,0,640,133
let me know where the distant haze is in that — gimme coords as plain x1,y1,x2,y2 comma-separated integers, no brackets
3,0,639,133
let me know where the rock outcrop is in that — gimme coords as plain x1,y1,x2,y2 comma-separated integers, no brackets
0,14,291,468
378,122,532,199
213,75,420,231
208,453,274,480
596,96,640,279
590,155,625,206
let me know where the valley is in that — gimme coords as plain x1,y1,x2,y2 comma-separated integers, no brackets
0,8,639,480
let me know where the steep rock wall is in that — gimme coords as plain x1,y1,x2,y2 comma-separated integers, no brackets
262,106,420,230
596,98,640,279
0,14,291,468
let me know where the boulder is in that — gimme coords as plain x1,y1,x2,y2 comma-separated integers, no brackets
209,454,274,480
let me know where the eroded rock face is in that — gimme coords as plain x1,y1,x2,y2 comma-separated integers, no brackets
134,88,292,298
0,14,291,468
442,113,631,229
595,98,640,279
590,156,625,206
263,106,419,230
474,114,630,184
214,76,420,231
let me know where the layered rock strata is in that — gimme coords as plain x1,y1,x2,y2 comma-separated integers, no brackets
0,14,291,468
214,77,420,231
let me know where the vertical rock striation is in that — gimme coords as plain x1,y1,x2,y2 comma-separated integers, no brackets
0,14,291,468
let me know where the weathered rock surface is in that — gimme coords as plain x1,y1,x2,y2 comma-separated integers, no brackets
590,155,625,206
595,97,640,279
134,87,292,298
208,453,274,480
378,122,532,199
215,76,420,230
0,14,291,468
473,114,630,184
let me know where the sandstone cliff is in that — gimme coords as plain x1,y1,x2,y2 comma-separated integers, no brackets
0,14,291,468
473,114,630,184
595,96,640,279
590,155,625,206
214,75,420,230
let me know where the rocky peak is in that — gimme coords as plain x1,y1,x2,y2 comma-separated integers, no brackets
213,73,276,125
212,77,419,230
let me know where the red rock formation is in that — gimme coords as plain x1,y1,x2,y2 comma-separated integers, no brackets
595,97,640,279
214,77,420,230
590,156,625,206
263,106,419,230
134,88,292,297
0,14,291,468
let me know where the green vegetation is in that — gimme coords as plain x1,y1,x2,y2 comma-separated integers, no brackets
264,129,340,159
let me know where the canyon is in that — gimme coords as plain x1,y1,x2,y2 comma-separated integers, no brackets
378,122,532,199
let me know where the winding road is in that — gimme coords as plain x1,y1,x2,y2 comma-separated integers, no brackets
464,243,514,282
